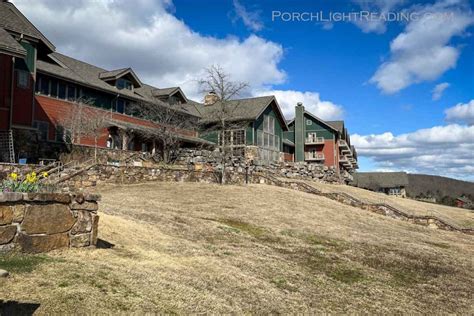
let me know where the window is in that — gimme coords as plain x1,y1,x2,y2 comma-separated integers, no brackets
257,130,263,146
17,70,29,89
259,115,280,162
33,121,49,141
117,78,133,90
58,82,67,99
306,119,312,125
55,125,71,143
39,77,49,95
67,85,76,101
217,129,246,157
116,99,125,114
50,78,58,97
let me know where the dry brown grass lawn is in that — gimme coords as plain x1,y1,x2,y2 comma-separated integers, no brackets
1,182,473,314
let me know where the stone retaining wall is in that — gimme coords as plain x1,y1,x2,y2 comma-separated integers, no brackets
0,192,100,253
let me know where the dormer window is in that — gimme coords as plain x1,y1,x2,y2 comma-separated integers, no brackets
99,68,142,91
116,78,133,91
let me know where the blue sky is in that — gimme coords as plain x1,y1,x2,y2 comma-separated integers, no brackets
14,0,474,180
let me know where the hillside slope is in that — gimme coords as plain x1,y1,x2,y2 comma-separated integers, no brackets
299,179,474,229
1,182,473,314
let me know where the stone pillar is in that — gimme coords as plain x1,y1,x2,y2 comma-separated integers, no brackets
295,102,305,162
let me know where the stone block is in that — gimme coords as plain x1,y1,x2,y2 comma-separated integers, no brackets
0,225,17,245
12,204,25,223
16,232,69,253
71,210,92,234
0,193,23,202
21,204,75,235
70,201,98,212
91,215,99,246
25,193,71,204
70,233,90,247
0,205,13,225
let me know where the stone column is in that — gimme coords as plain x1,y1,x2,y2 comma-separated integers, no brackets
295,102,305,162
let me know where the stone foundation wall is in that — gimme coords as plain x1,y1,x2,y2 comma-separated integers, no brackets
177,148,348,183
59,164,265,191
0,192,100,253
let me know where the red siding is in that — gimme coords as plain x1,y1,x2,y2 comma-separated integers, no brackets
11,71,34,127
0,54,12,130
34,95,197,149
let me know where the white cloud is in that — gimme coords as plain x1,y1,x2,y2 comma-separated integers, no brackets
232,0,263,32
370,0,473,94
13,0,284,101
352,0,405,33
432,82,450,100
445,99,474,125
352,123,474,180
253,90,344,121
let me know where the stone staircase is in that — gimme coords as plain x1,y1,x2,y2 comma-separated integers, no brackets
257,173,474,235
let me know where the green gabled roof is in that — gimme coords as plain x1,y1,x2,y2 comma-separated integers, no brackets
199,95,288,131
0,26,26,58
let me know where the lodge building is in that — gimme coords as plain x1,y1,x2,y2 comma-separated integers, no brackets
0,0,358,176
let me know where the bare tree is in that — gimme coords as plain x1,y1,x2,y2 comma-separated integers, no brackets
198,65,249,184
127,98,196,163
55,98,111,162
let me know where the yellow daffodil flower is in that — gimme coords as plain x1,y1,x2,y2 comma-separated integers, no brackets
9,172,18,181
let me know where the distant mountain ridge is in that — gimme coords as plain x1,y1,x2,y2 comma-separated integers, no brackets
407,174,474,199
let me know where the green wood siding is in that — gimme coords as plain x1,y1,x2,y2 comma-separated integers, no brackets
283,131,295,143
304,114,336,139
254,102,284,151
15,41,35,73
246,124,254,145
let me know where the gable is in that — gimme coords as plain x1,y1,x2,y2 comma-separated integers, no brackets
304,112,336,139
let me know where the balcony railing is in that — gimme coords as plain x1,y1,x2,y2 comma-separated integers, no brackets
305,152,325,161
305,136,325,145
339,155,352,166
338,140,349,149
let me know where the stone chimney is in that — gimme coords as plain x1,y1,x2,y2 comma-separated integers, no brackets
204,91,220,106
295,102,305,162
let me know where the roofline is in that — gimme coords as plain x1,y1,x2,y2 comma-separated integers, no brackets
170,87,188,103
254,96,289,131
303,111,338,133
4,2,55,52
0,47,25,58
99,68,143,88
36,69,201,118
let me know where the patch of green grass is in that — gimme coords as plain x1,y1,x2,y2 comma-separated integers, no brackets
218,218,267,238
217,225,240,234
281,230,346,251
359,248,453,287
0,254,52,274
328,266,365,284
423,241,450,249
270,276,297,291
